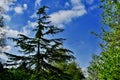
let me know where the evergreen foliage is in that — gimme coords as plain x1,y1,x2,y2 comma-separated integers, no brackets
4,6,75,79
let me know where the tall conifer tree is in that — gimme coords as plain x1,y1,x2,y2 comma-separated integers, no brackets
5,6,74,79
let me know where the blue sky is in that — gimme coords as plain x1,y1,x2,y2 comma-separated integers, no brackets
0,0,102,70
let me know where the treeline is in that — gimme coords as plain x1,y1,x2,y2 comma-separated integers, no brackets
0,4,85,80
88,0,120,80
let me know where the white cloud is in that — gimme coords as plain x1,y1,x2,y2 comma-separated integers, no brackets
49,0,87,27
50,9,86,25
2,14,11,21
0,26,27,38
14,5,23,14
7,29,29,38
14,4,28,14
31,0,86,27
20,20,38,36
0,0,15,22
35,0,41,7
0,0,15,12
6,29,21,37
0,46,11,53
23,4,27,10
27,20,38,28
30,12,37,18
22,27,30,35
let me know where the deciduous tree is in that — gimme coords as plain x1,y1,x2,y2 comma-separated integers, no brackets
88,0,120,79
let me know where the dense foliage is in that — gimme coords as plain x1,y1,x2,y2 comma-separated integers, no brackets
0,62,84,80
87,55,100,80
88,0,120,79
55,62,85,79
0,68,30,80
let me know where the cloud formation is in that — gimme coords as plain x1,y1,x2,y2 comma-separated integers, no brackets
0,46,11,53
14,4,28,14
0,26,27,38
27,20,38,28
30,12,37,18
2,14,11,21
0,0,15,21
19,20,38,37
35,0,41,7
14,6,23,14
0,0,14,12
49,0,87,27
23,4,27,10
